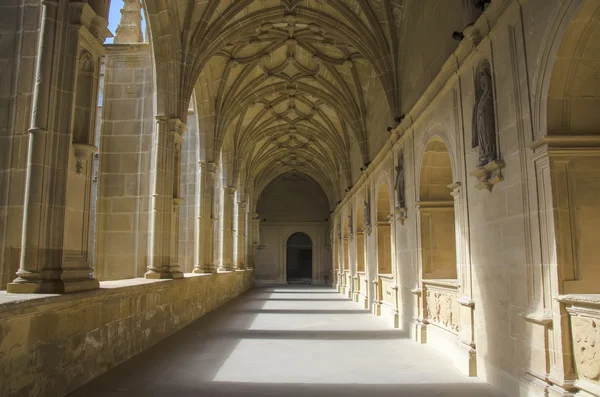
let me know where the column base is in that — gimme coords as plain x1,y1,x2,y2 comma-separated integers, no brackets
373,301,382,316
411,320,428,343
218,265,235,272
145,269,184,279
193,265,216,274
7,277,99,294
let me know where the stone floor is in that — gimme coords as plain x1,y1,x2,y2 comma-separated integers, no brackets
68,286,506,397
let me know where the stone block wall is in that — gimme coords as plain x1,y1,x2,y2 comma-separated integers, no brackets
0,270,253,397
94,44,154,280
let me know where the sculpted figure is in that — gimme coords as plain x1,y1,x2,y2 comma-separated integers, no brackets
363,200,371,234
472,67,497,167
394,151,406,209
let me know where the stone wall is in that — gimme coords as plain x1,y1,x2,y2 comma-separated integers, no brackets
330,1,600,396
0,270,253,397
255,223,329,284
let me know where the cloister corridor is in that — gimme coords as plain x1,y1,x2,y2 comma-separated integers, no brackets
68,286,503,397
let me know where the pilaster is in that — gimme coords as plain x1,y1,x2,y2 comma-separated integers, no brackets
218,187,236,272
235,201,247,270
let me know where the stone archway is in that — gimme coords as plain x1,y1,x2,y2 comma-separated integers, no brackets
286,232,313,284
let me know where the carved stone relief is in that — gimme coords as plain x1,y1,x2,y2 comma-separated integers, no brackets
572,316,600,383
394,151,407,224
363,199,372,236
426,289,460,333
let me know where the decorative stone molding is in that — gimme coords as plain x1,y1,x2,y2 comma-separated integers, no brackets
557,295,600,397
68,3,112,46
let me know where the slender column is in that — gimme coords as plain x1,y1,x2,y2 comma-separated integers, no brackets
250,212,260,268
218,187,236,272
235,201,247,270
244,208,254,269
145,118,184,279
194,162,217,273
8,1,110,293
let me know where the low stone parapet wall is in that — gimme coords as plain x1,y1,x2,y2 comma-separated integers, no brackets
0,270,253,397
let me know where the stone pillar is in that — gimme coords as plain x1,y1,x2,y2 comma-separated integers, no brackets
7,0,110,293
218,187,236,272
244,208,254,269
235,201,247,270
145,118,185,279
250,213,260,268
114,0,143,44
8,1,110,293
193,162,217,273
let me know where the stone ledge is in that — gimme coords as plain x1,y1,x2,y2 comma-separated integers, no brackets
0,270,253,397
0,272,244,315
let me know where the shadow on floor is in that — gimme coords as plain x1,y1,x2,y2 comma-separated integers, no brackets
67,286,504,397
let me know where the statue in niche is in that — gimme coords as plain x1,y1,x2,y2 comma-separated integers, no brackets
348,213,353,235
394,151,406,209
363,200,372,235
472,67,497,167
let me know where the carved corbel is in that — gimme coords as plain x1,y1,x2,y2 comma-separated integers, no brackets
469,160,505,191
395,206,408,225
72,143,98,175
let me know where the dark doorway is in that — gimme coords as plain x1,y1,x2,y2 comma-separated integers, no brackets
286,233,313,284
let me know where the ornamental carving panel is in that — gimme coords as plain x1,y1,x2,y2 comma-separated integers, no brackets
426,288,460,333
572,316,600,383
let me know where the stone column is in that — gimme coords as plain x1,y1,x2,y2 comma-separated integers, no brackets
8,1,110,293
114,0,143,44
251,213,260,267
145,118,184,279
218,187,236,272
244,208,254,269
235,201,247,270
193,162,217,273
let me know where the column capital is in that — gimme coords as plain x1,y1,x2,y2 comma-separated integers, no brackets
238,201,248,209
252,212,260,219
199,161,218,174
169,118,187,136
223,186,236,195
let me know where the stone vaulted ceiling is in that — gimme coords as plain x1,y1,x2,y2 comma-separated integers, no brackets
178,0,405,205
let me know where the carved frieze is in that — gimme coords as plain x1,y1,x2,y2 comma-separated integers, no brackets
425,287,460,333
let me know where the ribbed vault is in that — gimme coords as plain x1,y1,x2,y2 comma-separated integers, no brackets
183,0,405,205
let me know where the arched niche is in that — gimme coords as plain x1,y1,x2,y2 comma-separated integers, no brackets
376,184,393,275
539,0,600,294
73,51,96,145
418,138,457,280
